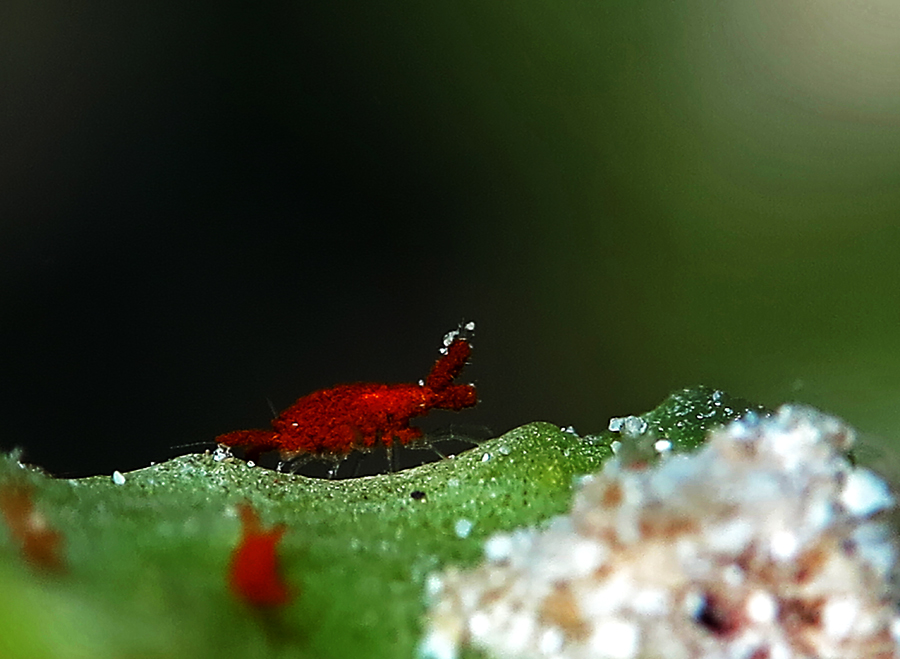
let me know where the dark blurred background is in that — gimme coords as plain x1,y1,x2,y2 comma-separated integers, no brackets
3,1,900,477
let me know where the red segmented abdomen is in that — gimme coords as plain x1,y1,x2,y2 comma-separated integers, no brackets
426,337,472,391
272,382,431,455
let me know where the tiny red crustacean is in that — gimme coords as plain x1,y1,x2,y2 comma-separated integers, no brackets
228,503,292,608
215,322,478,466
0,483,66,573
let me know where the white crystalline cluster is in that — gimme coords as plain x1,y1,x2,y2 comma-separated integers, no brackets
420,405,900,659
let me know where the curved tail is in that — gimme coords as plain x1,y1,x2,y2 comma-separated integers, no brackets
426,337,473,391
425,322,477,410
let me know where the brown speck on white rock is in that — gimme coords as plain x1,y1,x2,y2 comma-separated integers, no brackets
420,405,900,659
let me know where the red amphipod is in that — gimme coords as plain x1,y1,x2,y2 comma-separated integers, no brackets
0,483,65,573
228,503,292,608
215,323,478,463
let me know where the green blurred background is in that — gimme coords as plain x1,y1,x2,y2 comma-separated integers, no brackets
2,0,900,476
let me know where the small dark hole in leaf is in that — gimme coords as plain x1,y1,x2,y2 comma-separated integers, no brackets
694,593,740,637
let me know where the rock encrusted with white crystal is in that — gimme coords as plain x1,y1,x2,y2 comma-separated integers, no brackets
420,405,900,659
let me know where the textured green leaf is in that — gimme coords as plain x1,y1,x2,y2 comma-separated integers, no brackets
0,386,760,659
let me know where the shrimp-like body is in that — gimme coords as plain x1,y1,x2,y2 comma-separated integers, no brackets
0,484,65,572
215,328,477,462
228,503,291,608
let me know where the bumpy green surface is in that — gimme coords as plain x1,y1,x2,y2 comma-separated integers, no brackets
0,387,761,659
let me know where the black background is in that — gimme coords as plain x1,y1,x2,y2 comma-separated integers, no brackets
0,2,598,476
5,1,900,477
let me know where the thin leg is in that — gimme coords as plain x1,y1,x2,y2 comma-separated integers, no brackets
279,453,313,474
386,441,394,473
327,455,345,479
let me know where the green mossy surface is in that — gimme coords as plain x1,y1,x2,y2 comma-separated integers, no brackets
0,386,762,659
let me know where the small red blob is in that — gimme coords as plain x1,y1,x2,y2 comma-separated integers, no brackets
216,325,478,461
0,484,65,573
228,503,292,608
